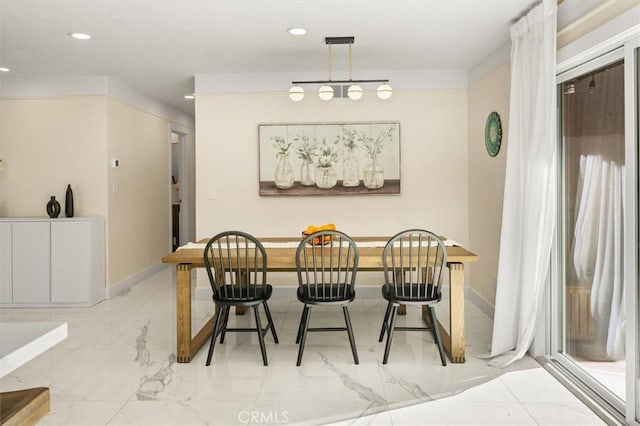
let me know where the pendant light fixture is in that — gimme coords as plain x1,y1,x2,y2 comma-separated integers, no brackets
289,36,391,101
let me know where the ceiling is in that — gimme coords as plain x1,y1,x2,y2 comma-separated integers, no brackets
0,1,604,117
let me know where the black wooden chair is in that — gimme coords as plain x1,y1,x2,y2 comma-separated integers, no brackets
203,231,278,366
378,229,448,365
295,230,359,366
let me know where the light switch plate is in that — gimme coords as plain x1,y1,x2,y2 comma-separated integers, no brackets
207,187,216,200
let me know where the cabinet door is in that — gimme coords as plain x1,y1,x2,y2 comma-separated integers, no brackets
0,223,12,303
51,220,91,303
13,221,50,303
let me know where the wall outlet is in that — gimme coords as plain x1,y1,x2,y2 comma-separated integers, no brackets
111,159,120,168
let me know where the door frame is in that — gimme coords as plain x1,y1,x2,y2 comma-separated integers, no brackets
169,126,192,250
623,36,639,426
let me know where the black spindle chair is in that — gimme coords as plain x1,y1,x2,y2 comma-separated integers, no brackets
378,229,448,365
295,230,359,366
203,231,278,366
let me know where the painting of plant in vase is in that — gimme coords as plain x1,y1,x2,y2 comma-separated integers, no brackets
258,122,400,196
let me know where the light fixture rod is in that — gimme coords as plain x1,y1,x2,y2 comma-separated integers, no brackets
349,43,353,81
292,79,390,85
328,43,332,81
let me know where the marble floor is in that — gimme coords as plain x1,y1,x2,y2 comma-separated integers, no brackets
0,267,604,425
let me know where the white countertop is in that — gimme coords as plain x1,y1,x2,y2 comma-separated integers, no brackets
0,322,68,377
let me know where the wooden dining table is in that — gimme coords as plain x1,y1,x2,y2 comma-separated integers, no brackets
162,236,479,364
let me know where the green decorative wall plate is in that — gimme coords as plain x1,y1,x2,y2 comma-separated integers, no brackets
484,111,502,157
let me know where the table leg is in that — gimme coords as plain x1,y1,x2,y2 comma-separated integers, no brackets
176,264,217,363
447,262,466,362
176,264,193,363
422,262,465,363
0,387,50,425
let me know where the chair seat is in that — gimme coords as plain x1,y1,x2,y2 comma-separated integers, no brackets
214,284,273,306
297,284,355,304
381,283,441,305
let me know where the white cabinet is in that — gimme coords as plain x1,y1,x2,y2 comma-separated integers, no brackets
13,221,50,303
51,219,105,304
0,217,105,307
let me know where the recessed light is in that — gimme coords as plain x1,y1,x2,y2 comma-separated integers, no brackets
69,33,91,40
0,67,9,72
184,94,195,100
287,27,307,36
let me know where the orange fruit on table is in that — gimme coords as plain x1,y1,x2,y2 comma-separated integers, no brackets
303,223,336,244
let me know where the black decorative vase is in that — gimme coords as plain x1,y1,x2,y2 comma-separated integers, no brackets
46,196,61,218
65,184,74,218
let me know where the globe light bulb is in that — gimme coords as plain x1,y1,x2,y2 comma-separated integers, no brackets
289,86,305,102
318,85,334,101
376,84,393,100
347,85,363,100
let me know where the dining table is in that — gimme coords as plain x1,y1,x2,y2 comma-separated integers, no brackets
162,236,479,364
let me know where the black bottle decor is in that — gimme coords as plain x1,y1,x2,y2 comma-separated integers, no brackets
46,196,61,218
65,184,74,217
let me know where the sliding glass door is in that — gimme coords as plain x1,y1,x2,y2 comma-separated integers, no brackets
555,38,639,424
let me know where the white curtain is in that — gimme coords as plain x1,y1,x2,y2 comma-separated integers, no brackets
485,1,557,368
573,153,626,359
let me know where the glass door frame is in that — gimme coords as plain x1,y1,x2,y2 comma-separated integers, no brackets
553,36,639,424
624,36,639,426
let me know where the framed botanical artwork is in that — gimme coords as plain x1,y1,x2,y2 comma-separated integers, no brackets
258,122,400,196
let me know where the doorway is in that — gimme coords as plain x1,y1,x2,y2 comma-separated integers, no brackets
170,130,189,251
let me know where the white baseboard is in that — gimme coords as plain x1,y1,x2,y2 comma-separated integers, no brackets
465,286,495,319
106,262,167,299
195,285,212,301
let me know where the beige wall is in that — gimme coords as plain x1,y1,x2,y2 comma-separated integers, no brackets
0,97,108,218
195,89,469,256
0,95,195,289
467,64,510,305
106,98,173,285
